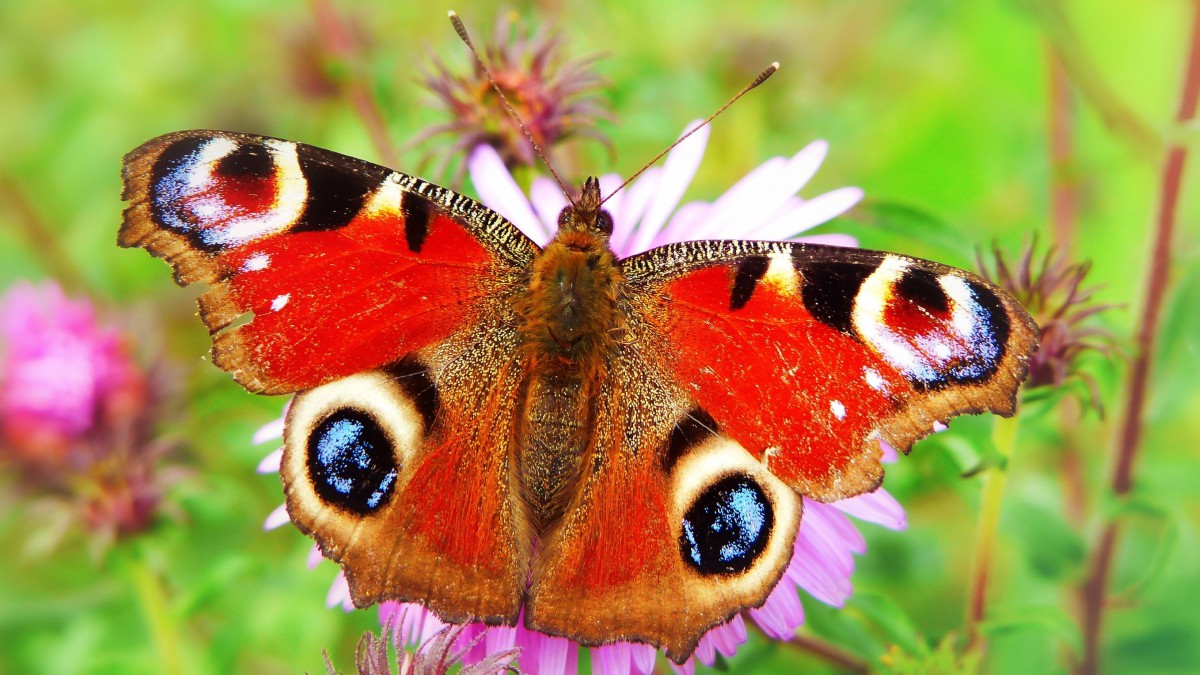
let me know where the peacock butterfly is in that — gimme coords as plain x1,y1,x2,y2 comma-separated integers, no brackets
119,129,1037,662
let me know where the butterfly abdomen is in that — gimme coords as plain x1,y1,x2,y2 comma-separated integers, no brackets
515,227,624,527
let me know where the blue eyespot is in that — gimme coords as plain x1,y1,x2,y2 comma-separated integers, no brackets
679,474,773,575
306,409,398,514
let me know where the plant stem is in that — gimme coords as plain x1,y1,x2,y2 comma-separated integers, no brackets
123,545,185,675
1047,45,1077,252
0,173,89,292
785,632,870,674
1032,0,1159,157
1079,3,1200,673
964,415,1021,648
1111,2,1200,497
308,0,400,168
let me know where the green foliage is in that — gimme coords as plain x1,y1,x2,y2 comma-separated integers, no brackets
879,634,981,675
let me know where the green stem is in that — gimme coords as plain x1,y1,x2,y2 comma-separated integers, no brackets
965,415,1021,648
122,546,185,675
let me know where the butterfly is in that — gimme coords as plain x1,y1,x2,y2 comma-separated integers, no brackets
120,130,1037,662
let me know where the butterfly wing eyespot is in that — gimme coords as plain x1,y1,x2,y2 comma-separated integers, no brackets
621,240,1039,502
120,130,539,394
284,368,426,519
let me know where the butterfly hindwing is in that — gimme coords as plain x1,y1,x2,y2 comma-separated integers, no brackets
120,130,538,394
622,240,1038,501
526,316,803,662
279,312,531,624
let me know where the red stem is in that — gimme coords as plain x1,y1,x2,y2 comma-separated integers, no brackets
787,633,870,674
1048,46,1077,251
746,622,869,673
1079,3,1200,673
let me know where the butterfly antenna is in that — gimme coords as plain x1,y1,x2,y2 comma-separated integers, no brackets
598,62,779,207
448,11,575,203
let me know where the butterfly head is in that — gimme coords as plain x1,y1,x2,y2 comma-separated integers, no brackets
556,177,614,238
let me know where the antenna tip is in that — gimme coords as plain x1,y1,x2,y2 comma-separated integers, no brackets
770,61,780,70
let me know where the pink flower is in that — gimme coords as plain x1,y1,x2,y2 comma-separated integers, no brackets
256,124,907,673
0,281,146,469
0,280,176,546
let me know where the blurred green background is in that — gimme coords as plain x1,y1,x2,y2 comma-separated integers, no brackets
1,0,1197,673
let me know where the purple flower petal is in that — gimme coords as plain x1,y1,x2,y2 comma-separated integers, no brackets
610,167,662,257
519,628,577,675
252,417,285,445
749,573,806,639
707,141,831,242
484,622,518,658
788,503,859,606
256,447,282,474
689,157,787,240
834,489,908,530
595,174,625,238
655,202,713,247
326,571,354,610
807,500,868,556
708,615,747,657
625,121,709,254
385,602,448,646
631,643,656,674
306,544,323,569
529,176,570,234
785,140,830,196
468,145,551,245
795,233,860,248
262,503,289,530
764,186,864,238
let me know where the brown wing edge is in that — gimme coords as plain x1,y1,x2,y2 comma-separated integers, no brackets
119,132,223,287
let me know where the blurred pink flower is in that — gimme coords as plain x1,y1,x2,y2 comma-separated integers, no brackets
0,281,146,469
257,124,905,673
0,280,176,546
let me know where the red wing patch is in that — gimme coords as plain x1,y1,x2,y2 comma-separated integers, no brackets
622,241,1038,501
659,262,902,498
208,210,499,393
120,130,538,394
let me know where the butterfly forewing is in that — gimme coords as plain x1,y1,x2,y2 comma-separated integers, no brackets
120,130,538,394
620,240,1038,501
